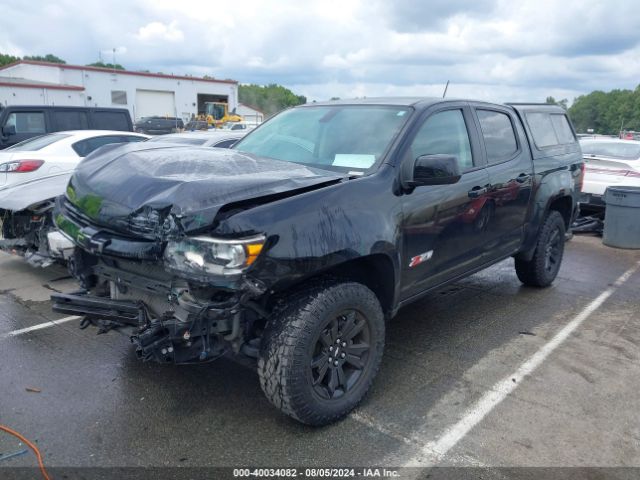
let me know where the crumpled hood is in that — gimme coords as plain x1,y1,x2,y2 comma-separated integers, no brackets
65,142,345,237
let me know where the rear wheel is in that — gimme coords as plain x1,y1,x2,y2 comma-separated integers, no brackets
258,281,384,426
515,210,566,287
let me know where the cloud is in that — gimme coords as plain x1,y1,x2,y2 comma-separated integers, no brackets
136,21,184,43
2,0,640,104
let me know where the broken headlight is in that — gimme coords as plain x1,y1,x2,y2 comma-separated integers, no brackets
163,235,266,276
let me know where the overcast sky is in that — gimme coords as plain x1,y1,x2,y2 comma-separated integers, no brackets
2,0,640,104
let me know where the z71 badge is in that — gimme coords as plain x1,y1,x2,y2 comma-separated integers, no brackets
409,250,433,268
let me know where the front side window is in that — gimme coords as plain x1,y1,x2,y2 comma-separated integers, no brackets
6,112,45,133
234,105,411,173
476,109,518,163
408,109,474,171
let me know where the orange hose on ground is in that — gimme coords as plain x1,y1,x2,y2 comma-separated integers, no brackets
0,424,51,480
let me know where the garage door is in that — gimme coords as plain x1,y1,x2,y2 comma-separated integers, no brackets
135,90,176,119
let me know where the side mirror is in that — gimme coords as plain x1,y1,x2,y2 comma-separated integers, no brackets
1,125,16,136
409,154,461,187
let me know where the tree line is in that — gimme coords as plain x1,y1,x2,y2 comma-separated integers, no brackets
2,51,637,129
239,84,306,116
566,87,640,134
0,52,124,70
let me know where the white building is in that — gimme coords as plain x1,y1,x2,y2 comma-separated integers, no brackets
237,103,265,123
0,60,238,122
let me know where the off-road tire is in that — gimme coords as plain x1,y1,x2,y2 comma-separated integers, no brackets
258,281,385,426
515,210,566,287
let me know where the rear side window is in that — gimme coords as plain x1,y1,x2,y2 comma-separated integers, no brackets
72,135,128,157
91,112,129,131
5,112,46,133
526,112,575,148
580,141,640,160
53,111,89,131
550,114,576,144
476,109,518,163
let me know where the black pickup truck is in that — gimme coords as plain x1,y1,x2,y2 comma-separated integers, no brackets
51,98,584,425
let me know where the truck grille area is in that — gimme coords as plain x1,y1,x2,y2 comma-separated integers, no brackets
55,197,164,260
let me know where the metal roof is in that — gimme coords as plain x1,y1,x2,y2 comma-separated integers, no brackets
0,60,237,85
0,76,85,91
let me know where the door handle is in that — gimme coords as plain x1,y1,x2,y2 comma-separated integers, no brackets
516,173,531,183
468,186,488,198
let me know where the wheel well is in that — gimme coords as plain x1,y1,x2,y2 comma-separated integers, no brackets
290,255,396,318
548,196,573,228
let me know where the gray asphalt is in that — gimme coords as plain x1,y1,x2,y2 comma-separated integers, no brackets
0,235,639,478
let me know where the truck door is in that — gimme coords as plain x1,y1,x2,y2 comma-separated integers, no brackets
399,104,491,300
471,105,534,258
0,109,47,148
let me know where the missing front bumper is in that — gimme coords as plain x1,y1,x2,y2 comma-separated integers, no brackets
51,292,141,325
50,290,239,364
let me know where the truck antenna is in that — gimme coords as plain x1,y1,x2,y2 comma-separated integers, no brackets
442,80,450,98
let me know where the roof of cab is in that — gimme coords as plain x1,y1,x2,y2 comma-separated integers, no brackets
301,97,447,108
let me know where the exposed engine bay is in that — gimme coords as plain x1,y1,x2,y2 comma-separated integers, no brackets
0,202,74,267
52,249,269,364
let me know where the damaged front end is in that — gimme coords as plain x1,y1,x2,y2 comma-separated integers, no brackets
0,200,74,267
0,173,76,267
50,144,345,364
51,195,270,364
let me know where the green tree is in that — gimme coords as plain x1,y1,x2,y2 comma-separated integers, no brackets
545,96,568,110
568,86,640,134
23,53,66,64
239,84,306,116
0,53,20,67
86,61,125,70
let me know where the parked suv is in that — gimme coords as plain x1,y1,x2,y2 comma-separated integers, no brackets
134,116,184,135
52,99,583,425
0,105,133,149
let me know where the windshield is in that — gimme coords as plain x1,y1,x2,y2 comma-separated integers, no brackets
233,105,411,173
206,103,226,120
580,141,640,160
6,133,70,151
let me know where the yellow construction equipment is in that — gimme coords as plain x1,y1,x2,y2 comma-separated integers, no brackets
203,102,242,128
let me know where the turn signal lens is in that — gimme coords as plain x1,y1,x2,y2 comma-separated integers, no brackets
245,243,264,265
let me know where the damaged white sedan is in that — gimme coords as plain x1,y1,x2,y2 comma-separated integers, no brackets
0,130,148,266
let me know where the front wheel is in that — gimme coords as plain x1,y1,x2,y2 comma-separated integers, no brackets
258,281,385,426
515,210,566,287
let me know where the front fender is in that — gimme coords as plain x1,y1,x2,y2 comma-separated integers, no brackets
214,169,403,293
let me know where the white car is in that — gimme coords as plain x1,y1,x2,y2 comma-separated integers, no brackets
0,130,148,189
220,121,260,131
579,138,640,211
145,130,246,148
0,130,147,266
